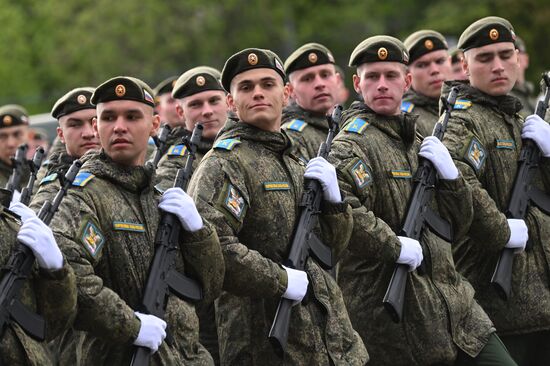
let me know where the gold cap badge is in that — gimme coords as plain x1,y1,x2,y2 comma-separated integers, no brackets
424,39,434,50
77,94,87,105
2,115,12,125
196,76,206,86
489,29,499,41
308,52,318,64
378,47,388,60
115,84,126,97
248,53,258,65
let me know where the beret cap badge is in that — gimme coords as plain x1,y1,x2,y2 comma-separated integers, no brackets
77,95,87,105
115,84,126,97
378,47,388,60
308,52,318,64
3,115,12,125
248,53,258,65
424,39,434,50
196,76,206,86
489,29,499,41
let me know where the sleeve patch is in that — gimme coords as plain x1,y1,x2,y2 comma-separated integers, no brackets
72,172,95,187
344,118,369,134
40,173,58,186
214,138,241,150
464,137,487,171
112,221,145,232
401,101,415,113
167,144,188,156
80,220,105,257
222,183,247,220
454,99,472,110
283,119,307,132
349,159,372,189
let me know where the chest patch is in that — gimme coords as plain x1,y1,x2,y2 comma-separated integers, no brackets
453,99,472,110
80,220,105,257
224,184,246,219
112,221,145,232
390,169,413,179
495,139,516,150
167,144,188,156
465,137,487,171
263,182,291,191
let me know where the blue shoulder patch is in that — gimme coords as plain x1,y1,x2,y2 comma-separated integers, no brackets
283,119,307,132
344,118,369,134
40,173,58,186
214,138,241,151
401,101,415,113
454,99,472,110
148,136,156,145
167,144,188,157
72,172,95,187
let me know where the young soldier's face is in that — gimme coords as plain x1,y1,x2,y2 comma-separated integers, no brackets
179,90,227,140
157,93,183,128
0,125,28,165
228,68,289,132
94,100,160,166
58,109,100,158
409,50,451,98
353,62,412,116
463,42,519,96
289,64,339,114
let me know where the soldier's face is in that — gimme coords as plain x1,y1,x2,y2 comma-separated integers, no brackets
180,90,227,140
94,100,160,166
228,68,289,132
157,93,183,128
353,62,411,116
58,109,100,158
0,125,28,165
463,42,519,96
409,50,451,98
289,64,339,114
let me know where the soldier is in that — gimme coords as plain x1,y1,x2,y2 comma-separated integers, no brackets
282,43,341,162
0,197,76,365
153,76,185,129
509,36,537,118
31,87,100,205
450,49,469,81
187,48,368,365
402,30,452,137
50,76,224,365
441,16,550,365
0,105,30,190
329,35,516,365
155,66,227,192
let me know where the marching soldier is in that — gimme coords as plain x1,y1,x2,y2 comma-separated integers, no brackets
0,105,30,190
509,36,537,118
153,76,185,129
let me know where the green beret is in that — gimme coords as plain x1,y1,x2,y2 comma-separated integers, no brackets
51,87,95,119
0,104,29,129
172,66,224,99
404,30,448,64
221,48,286,91
91,76,155,107
349,35,409,67
450,48,464,64
284,43,335,75
458,16,516,52
514,36,526,53
153,76,178,97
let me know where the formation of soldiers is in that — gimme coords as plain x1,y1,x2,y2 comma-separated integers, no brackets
0,15,549,366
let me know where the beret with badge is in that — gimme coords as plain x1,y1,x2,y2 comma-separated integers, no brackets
51,87,95,119
404,30,449,64
349,35,410,67
91,76,155,107
284,42,335,75
221,48,286,92
153,76,179,98
0,104,29,129
458,16,516,52
172,66,224,99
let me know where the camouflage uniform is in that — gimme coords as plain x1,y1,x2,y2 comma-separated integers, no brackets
329,101,495,365
442,80,550,336
35,137,67,190
0,190,76,365
509,81,536,118
50,151,224,365
30,151,77,210
0,159,30,193
188,118,368,365
281,104,329,162
402,88,439,138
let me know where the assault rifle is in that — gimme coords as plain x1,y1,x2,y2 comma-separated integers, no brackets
148,124,172,170
0,159,82,341
491,72,550,300
131,124,204,366
382,87,458,323
4,144,29,201
19,147,46,205
268,105,343,356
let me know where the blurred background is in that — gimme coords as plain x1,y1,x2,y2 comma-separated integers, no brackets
0,0,548,117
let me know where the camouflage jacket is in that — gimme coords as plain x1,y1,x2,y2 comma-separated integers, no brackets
0,191,76,366
402,88,439,138
510,81,536,118
281,104,329,162
0,158,30,195
188,118,368,366
50,151,224,366
30,151,77,210
329,102,494,365
441,80,550,336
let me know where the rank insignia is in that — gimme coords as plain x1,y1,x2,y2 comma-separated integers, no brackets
284,119,307,132
344,118,369,134
72,172,95,187
401,101,415,113
40,173,58,186
224,184,246,219
167,144,188,156
263,182,290,191
453,99,472,110
495,139,515,150
214,138,241,150
390,170,413,179
113,221,145,232
81,220,105,257
350,160,372,189
465,137,486,171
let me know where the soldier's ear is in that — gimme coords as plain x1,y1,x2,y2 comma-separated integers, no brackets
56,126,65,144
283,84,291,107
176,103,185,119
352,74,361,94
92,117,99,134
150,114,161,136
461,57,470,77
227,94,237,113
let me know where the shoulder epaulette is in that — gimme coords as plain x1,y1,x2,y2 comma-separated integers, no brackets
40,173,58,186
72,172,95,187
283,119,308,132
401,101,415,113
214,138,241,151
343,117,369,134
166,144,187,157
453,99,472,110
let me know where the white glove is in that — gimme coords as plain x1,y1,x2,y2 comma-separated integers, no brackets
505,219,528,253
522,114,550,157
133,312,167,353
396,236,423,271
158,187,203,232
10,202,64,270
303,157,341,203
282,265,309,303
11,190,21,204
418,136,459,180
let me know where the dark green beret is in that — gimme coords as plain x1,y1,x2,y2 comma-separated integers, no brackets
349,35,409,67
514,36,526,53
91,76,155,107
458,16,516,52
404,30,448,64
153,76,178,97
284,43,335,75
51,87,95,119
221,48,286,91
450,48,464,64
172,66,224,99
0,104,29,129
